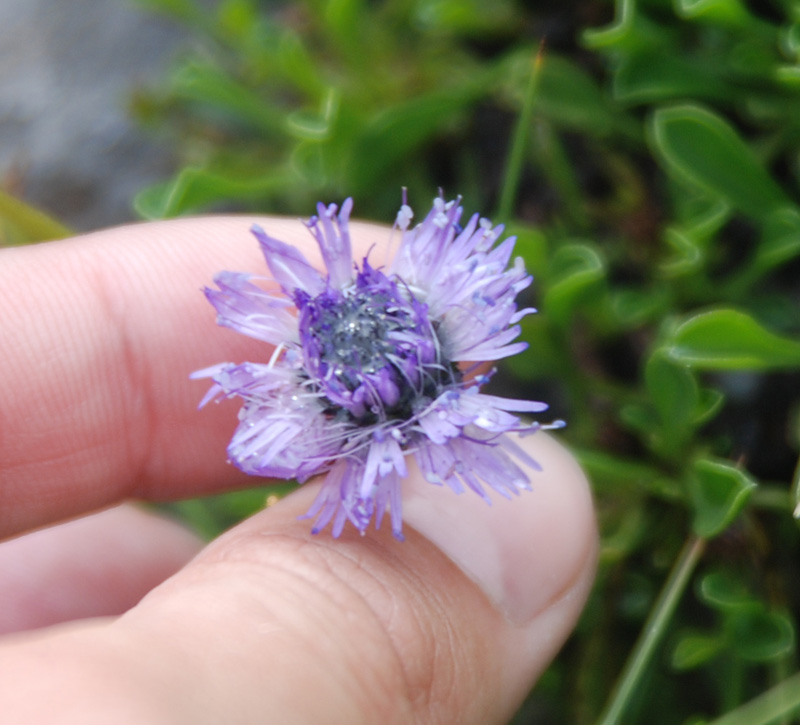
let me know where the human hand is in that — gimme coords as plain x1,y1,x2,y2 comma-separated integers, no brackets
0,217,596,723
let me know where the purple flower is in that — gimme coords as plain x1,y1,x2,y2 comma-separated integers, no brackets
193,195,560,540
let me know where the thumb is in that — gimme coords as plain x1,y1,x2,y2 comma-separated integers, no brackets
0,433,596,724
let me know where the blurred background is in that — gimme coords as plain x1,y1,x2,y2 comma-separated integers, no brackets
2,0,800,722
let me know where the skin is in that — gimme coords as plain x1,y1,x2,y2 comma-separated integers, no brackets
0,216,597,723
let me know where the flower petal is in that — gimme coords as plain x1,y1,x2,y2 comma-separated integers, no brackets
205,271,298,345
251,224,325,296
305,199,354,289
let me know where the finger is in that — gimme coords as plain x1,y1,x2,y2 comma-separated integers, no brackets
0,434,596,724
0,216,384,537
0,504,201,635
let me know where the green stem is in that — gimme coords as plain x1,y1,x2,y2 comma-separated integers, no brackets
707,671,800,725
596,534,706,725
771,656,794,725
750,484,792,512
497,42,544,222
722,657,745,713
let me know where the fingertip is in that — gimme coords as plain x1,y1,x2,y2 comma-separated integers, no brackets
0,505,202,635
402,432,596,626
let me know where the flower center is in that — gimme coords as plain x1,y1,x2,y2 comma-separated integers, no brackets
309,288,397,378
295,264,453,422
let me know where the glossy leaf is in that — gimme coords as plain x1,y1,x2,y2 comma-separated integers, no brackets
582,0,665,53
675,0,751,26
698,570,757,612
728,610,796,662
668,309,800,370
581,0,634,50
133,166,294,219
661,227,704,276
615,52,730,105
544,242,605,325
661,199,730,275
671,632,724,670
693,388,725,426
689,458,757,538
755,206,800,273
646,352,699,432
650,105,789,221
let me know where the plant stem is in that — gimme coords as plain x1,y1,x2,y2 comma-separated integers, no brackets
596,534,706,725
707,671,800,725
497,42,544,222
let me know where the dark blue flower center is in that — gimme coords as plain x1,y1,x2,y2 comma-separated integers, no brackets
305,287,404,385
295,263,454,422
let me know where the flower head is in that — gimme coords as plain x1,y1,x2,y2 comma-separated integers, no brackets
193,195,560,540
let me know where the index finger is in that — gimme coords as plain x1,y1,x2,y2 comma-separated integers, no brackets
0,216,381,538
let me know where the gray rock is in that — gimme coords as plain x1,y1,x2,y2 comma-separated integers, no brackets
0,0,185,231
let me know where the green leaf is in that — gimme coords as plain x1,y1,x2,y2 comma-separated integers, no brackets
660,198,731,276
693,388,725,426
414,0,515,33
543,242,605,325
507,224,548,275
646,352,699,432
324,0,367,52
681,197,731,240
133,166,294,219
755,206,800,273
650,105,789,222
581,0,635,50
698,570,757,611
172,62,286,134
0,190,72,245
285,90,339,142
728,610,796,662
668,309,800,370
619,402,659,435
609,287,669,328
675,0,752,26
671,631,724,670
614,52,730,105
774,65,800,86
601,503,648,563
572,448,681,500
349,85,485,194
689,458,757,538
277,31,326,97
582,0,666,54
661,227,704,277
781,22,800,60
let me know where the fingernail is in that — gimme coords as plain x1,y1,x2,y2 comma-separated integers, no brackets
401,434,594,626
